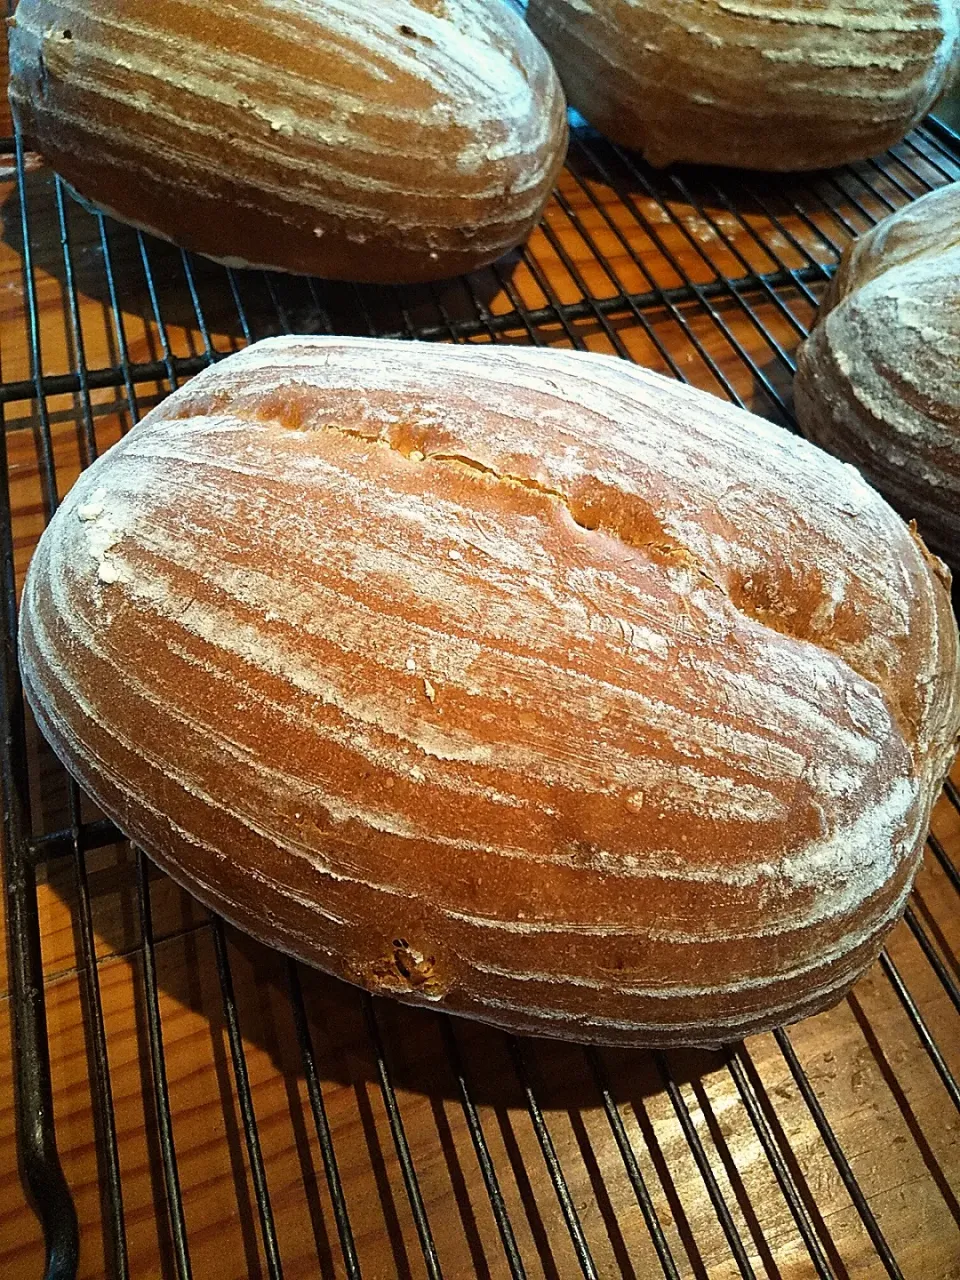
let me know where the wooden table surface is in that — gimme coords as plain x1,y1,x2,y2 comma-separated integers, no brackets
0,74,959,1280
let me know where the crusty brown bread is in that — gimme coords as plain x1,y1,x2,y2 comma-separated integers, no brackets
527,0,960,171
19,337,960,1047
8,0,567,283
795,182,960,568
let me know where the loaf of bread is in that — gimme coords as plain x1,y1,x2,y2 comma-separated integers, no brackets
795,182,960,568
526,0,960,170
8,0,567,283
19,337,960,1046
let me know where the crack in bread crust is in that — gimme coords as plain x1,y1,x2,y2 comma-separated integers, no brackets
207,399,929,763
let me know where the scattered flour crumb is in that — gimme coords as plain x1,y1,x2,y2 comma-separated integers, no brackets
77,487,106,522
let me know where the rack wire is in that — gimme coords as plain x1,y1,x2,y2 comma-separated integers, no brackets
1,105,959,1280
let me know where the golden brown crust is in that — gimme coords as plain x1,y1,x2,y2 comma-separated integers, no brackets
795,183,960,567
8,0,568,283
19,338,960,1046
527,0,959,171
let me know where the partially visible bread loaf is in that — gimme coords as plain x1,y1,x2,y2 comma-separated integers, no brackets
19,337,960,1046
527,0,960,170
795,182,960,567
8,0,567,283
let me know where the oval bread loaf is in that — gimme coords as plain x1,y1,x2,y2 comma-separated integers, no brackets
19,337,960,1047
526,0,960,171
794,182,960,568
8,0,567,283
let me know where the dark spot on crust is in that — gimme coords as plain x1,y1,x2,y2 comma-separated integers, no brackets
361,937,451,999
398,23,435,44
392,941,436,987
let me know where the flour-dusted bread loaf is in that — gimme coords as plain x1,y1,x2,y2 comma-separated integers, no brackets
8,0,567,284
19,337,960,1046
526,0,960,171
795,182,960,568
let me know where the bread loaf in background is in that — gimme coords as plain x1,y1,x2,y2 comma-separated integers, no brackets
526,0,960,171
8,0,567,283
19,337,960,1047
795,182,960,568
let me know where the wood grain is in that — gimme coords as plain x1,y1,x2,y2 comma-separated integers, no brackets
0,18,11,143
1,130,959,1279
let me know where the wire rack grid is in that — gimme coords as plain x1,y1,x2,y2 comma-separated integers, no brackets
0,97,959,1280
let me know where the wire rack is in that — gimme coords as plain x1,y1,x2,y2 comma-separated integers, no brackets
1,97,960,1280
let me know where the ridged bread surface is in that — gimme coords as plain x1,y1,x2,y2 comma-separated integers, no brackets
526,0,960,170
8,0,567,283
795,182,960,568
19,337,960,1046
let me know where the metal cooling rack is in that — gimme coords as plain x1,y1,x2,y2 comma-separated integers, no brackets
2,107,960,1280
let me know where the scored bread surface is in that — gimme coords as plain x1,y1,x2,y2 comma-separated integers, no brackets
8,0,567,282
19,338,960,1046
795,182,960,568
527,0,960,170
